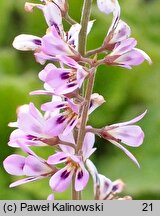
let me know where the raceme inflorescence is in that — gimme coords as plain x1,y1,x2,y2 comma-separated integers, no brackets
3,0,151,200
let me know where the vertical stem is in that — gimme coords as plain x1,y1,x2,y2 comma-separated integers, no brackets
78,0,93,56
72,0,93,200
76,71,96,153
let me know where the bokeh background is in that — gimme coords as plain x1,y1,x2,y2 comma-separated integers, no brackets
0,0,160,199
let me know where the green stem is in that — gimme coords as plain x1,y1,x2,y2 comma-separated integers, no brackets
76,70,96,153
64,13,77,25
72,0,93,201
78,0,93,56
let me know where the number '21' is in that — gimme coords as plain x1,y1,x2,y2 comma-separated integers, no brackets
142,203,153,211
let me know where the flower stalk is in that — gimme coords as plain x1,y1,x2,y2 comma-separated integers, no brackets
4,0,151,201
78,0,93,56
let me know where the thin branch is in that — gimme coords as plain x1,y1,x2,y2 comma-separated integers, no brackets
85,47,106,57
64,13,77,25
59,140,76,150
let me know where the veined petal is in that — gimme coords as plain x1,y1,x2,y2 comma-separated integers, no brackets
8,129,45,147
42,26,74,57
13,34,41,51
108,125,144,147
10,176,44,188
42,2,62,29
75,163,89,191
115,50,146,67
108,20,131,44
98,174,113,200
62,116,78,136
112,179,125,193
43,67,79,95
41,101,68,112
24,155,52,176
47,152,68,165
57,55,78,68
3,155,25,176
111,38,137,56
109,140,140,167
34,51,57,65
49,166,74,192
111,110,147,127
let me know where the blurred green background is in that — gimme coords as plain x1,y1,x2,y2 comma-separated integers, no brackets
0,0,160,200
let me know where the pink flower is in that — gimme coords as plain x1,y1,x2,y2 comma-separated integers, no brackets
103,20,131,50
104,38,152,69
86,159,126,200
41,94,105,136
8,103,60,147
99,111,147,166
25,1,63,30
3,143,57,188
32,56,88,95
41,98,80,136
47,132,96,192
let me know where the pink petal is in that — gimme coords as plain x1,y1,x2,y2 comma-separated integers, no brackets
108,125,144,147
47,152,68,165
39,63,57,81
109,20,131,44
41,101,68,112
75,163,89,191
110,140,140,167
30,90,54,96
111,110,147,127
112,179,125,193
42,26,74,57
59,132,75,154
12,34,41,51
115,50,145,66
82,132,95,159
42,2,62,29
10,176,44,188
3,154,25,176
34,51,57,65
134,48,152,64
98,174,113,200
62,117,78,136
112,38,137,56
49,166,74,192
24,155,51,176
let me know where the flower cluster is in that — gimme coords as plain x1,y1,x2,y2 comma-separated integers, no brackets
3,0,151,199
